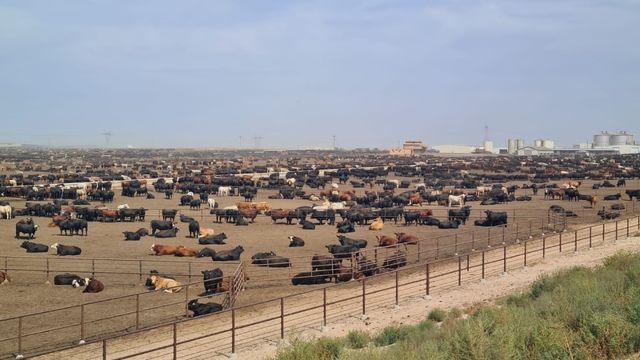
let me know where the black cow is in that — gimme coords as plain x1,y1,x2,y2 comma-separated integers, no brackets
197,248,216,258
202,268,224,294
326,244,359,260
301,220,316,230
188,221,200,238
336,220,355,233
288,235,305,247
403,212,421,226
337,235,367,249
626,190,640,201
611,204,625,211
188,299,223,317
251,252,291,267
51,243,82,256
15,223,39,239
422,216,441,226
212,246,244,261
311,255,341,277
190,199,202,210
603,193,622,201
382,251,407,270
151,220,175,235
154,228,179,238
118,208,139,222
20,241,48,253
617,179,626,187
162,209,177,221
438,219,462,229
311,209,336,225
198,233,227,245
164,190,173,199
53,273,86,287
123,228,149,241
235,217,249,226
474,211,508,227
291,272,330,285
58,219,88,236
357,257,379,276
448,206,471,225
180,214,195,223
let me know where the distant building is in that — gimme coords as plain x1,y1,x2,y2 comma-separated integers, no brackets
389,140,427,156
431,144,476,154
516,146,555,156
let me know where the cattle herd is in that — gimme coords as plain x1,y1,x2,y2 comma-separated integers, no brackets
1,148,640,354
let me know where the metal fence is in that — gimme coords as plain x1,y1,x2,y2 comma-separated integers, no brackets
18,214,640,360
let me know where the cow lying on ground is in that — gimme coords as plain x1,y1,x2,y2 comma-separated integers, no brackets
154,228,179,238
337,235,367,248
188,299,223,317
291,272,332,285
174,246,199,257
151,220,175,235
199,233,227,245
21,241,48,253
51,243,81,256
382,251,407,269
123,228,149,241
81,278,104,293
288,235,305,247
251,252,291,267
150,275,182,293
151,244,178,255
196,248,216,258
54,273,86,287
395,232,418,245
144,270,175,289
474,211,508,227
212,246,244,261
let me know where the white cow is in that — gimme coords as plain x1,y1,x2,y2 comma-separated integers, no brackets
448,194,466,207
207,198,217,209
286,178,296,186
217,186,232,197
117,204,130,210
0,205,12,219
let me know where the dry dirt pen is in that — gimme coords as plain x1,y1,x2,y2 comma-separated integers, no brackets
23,214,640,360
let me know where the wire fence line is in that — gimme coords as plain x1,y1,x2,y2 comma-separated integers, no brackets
8,214,639,360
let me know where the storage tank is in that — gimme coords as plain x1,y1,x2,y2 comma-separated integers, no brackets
517,139,524,150
507,139,517,154
541,140,554,149
610,134,627,145
534,139,543,147
593,133,610,148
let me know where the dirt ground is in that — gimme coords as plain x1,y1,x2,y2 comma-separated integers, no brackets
0,177,637,358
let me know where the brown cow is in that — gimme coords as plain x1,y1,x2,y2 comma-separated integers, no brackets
174,246,199,257
236,202,253,210
409,194,423,206
150,244,179,256
336,266,364,282
82,278,104,293
0,271,10,285
265,209,291,223
377,235,397,247
252,202,272,212
198,227,215,237
49,215,71,227
239,208,259,222
100,209,119,222
395,232,419,245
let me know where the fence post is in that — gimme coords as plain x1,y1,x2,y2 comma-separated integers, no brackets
81,304,85,340
559,232,562,253
395,271,399,305
102,339,107,360
603,223,605,242
524,241,527,267
471,231,475,251
589,226,592,249
458,257,461,286
481,251,485,280
139,261,143,281
574,230,578,252
188,263,192,283
136,294,140,329
46,258,50,280
543,236,546,258
627,218,630,237
280,297,285,340
18,317,23,355
466,254,470,271
616,220,619,242
231,309,236,354
173,322,177,360
515,222,519,241
92,259,96,277
454,233,458,255
503,246,507,273
487,228,491,248
417,240,421,262
362,278,366,315
425,263,430,296
323,288,327,327
502,225,505,244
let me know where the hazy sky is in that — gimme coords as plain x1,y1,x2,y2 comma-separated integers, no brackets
1,1,639,149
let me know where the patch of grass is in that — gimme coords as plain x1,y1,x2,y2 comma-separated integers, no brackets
427,308,446,322
346,330,370,349
274,337,343,360
448,308,462,320
374,325,412,346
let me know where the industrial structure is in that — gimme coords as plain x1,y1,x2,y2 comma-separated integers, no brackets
389,140,428,156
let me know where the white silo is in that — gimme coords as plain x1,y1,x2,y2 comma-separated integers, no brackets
516,139,524,150
483,141,493,153
534,139,543,147
507,139,517,154
541,140,554,149
593,132,610,148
